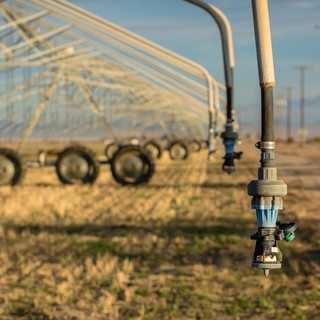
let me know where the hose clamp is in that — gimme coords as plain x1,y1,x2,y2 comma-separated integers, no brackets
255,141,275,150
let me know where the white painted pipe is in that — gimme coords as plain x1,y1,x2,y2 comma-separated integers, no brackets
251,0,275,87
184,0,235,87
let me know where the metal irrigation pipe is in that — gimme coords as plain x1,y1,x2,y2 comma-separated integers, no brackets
184,0,235,122
184,0,242,171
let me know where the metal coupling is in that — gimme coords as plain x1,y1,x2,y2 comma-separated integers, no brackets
255,141,275,150
221,123,239,143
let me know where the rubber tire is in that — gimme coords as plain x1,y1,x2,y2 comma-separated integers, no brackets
0,148,24,186
188,140,202,153
144,140,162,159
105,142,120,161
56,145,100,185
111,145,155,185
168,141,190,160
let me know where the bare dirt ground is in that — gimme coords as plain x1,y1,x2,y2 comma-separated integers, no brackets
0,140,319,319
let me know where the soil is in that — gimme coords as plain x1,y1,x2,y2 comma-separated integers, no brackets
0,140,319,319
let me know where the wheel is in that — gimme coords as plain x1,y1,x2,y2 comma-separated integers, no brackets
144,140,162,159
0,148,24,186
168,141,190,160
188,140,202,152
105,142,120,160
55,146,100,184
111,145,155,185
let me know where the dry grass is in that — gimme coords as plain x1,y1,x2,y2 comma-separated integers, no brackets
0,141,319,319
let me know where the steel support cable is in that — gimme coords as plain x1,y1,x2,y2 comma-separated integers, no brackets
109,98,208,126
0,9,48,33
132,92,207,121
17,70,62,151
89,58,207,103
5,40,209,110
4,6,215,114
0,21,72,58
0,11,118,143
15,39,84,63
27,0,219,127
0,50,102,67
0,0,218,141
0,70,45,106
121,100,208,122
111,111,206,142
42,0,213,80
0,62,208,138
58,33,209,104
0,37,13,58
16,42,91,64
68,67,197,110
0,9,65,141
54,80,202,137
111,105,206,130
52,24,211,99
71,71,116,140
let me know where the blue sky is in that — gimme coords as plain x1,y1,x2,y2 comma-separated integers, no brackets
70,0,320,137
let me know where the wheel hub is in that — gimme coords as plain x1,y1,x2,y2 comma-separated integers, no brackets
60,154,89,180
0,156,15,184
171,145,186,159
121,154,144,179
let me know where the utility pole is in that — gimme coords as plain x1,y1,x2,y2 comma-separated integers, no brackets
293,65,313,145
280,86,294,142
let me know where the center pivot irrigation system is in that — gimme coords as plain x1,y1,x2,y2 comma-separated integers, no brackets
0,0,297,274
0,0,233,186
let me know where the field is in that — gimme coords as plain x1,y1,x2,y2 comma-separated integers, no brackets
0,140,319,319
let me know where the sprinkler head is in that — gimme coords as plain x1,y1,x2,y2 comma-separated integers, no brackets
221,123,242,174
250,227,282,276
250,221,298,276
222,151,243,174
222,152,235,174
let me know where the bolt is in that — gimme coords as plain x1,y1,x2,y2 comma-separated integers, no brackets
263,269,270,276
